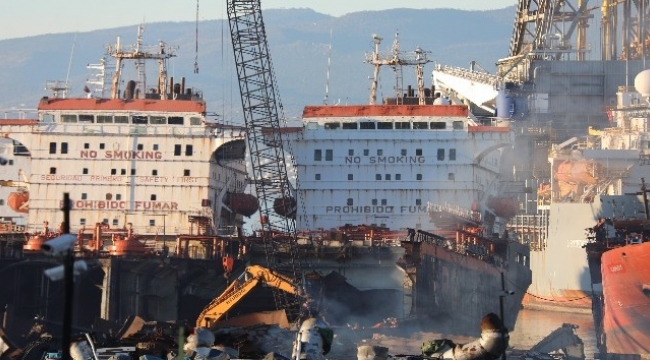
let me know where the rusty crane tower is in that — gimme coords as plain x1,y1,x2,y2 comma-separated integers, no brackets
501,0,650,79
226,0,302,315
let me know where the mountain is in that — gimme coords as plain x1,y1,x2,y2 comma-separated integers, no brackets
0,7,514,120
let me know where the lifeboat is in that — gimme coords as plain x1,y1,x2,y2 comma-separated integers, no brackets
7,191,29,213
555,161,574,183
226,192,259,217
273,196,296,218
487,196,519,219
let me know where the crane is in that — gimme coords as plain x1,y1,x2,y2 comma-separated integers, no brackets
195,265,304,328
226,0,302,316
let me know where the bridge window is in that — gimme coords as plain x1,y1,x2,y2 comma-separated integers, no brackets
114,116,129,124
174,144,182,156
430,121,446,129
116,194,122,200
131,169,136,175
97,115,113,123
324,122,340,129
79,114,94,123
347,198,353,205
395,122,410,129
61,115,77,123
153,144,159,151
348,174,353,180
314,149,322,161
437,148,445,160
49,142,57,154
342,122,358,130
372,199,378,205
121,169,126,175
42,114,55,123
381,199,387,205
453,121,464,130
416,148,422,156
111,169,116,175
376,174,382,180
150,116,166,125
186,145,193,156
413,122,428,129
100,143,105,150
377,122,393,129
360,122,376,129
450,149,456,160
396,174,401,180
348,149,354,156
377,149,383,156
132,115,148,124
61,142,68,154
416,174,422,180
385,174,391,180
152,170,158,176
168,116,184,125
325,149,333,161
363,149,369,156
189,117,202,125
315,174,321,180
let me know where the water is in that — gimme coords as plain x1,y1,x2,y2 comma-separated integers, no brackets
509,309,598,358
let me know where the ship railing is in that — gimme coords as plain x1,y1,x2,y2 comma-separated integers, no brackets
28,122,247,138
427,202,480,222
434,64,500,87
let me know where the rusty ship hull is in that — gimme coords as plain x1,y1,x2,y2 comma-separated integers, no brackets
401,220,532,336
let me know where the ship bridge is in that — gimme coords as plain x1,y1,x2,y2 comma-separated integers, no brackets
432,63,501,116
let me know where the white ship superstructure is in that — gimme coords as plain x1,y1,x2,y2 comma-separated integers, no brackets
0,36,250,237
0,132,31,227
285,105,513,232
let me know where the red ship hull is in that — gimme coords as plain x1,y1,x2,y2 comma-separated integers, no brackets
600,241,650,355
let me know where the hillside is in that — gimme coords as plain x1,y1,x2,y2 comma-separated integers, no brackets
0,7,515,120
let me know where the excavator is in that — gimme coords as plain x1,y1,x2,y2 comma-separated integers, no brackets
195,265,306,329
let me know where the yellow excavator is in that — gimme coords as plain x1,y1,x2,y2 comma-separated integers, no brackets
195,265,305,329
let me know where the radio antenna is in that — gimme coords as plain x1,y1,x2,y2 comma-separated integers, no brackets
323,24,333,105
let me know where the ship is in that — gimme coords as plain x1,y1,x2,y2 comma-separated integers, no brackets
427,1,650,327
580,72,650,357
280,34,533,335
585,205,650,356
0,31,253,343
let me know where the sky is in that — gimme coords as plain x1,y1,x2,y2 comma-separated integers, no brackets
0,0,517,41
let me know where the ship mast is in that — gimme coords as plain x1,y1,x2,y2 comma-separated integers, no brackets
107,31,177,100
365,32,431,105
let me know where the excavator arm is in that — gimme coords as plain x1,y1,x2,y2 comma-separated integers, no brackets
195,265,303,328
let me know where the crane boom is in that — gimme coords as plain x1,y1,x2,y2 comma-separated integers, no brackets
226,0,303,316
195,265,304,328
